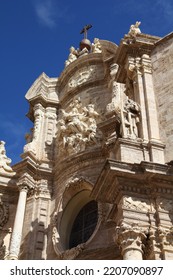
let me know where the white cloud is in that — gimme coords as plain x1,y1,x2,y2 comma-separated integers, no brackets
34,0,57,28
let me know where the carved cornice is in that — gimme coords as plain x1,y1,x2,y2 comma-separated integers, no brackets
115,33,160,83
25,72,58,103
92,159,173,204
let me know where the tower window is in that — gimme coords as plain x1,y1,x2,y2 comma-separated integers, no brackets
69,200,98,249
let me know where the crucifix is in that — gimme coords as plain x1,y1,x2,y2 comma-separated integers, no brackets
80,24,92,39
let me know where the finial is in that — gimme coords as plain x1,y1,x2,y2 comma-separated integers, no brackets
79,24,92,52
80,24,92,39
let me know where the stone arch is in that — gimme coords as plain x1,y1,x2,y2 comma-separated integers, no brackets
52,177,102,258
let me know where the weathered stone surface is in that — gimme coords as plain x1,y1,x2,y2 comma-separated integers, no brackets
1,26,173,260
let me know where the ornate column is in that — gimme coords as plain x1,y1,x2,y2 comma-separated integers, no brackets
115,225,146,260
8,174,34,260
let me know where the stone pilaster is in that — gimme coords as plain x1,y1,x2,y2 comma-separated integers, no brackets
115,225,147,260
44,107,57,160
141,54,160,141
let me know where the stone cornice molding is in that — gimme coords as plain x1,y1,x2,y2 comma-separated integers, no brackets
115,33,160,83
25,73,59,122
25,72,59,103
92,159,173,203
13,153,54,178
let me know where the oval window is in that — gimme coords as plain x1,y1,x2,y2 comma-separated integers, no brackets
69,200,98,249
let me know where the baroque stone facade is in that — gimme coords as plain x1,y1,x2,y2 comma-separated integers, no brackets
1,23,173,260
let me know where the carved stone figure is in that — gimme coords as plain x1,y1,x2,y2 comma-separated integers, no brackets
65,46,78,67
120,98,140,139
0,141,13,173
92,38,102,53
128,21,141,37
57,99,102,156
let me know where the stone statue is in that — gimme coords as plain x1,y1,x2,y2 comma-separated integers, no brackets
128,21,141,37
92,38,102,53
65,46,78,67
57,99,102,156
120,98,140,139
0,141,13,173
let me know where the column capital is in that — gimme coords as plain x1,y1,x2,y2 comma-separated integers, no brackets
17,173,35,196
115,224,147,259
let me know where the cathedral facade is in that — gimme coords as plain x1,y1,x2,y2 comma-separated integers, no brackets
1,23,173,260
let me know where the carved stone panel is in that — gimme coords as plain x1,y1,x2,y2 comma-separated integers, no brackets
68,66,98,89
56,98,102,157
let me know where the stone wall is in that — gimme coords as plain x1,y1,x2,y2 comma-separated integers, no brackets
152,34,173,162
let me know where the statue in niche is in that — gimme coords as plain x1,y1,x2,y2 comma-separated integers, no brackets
65,46,78,67
120,97,140,139
57,98,102,156
0,141,13,173
128,21,141,37
92,38,102,53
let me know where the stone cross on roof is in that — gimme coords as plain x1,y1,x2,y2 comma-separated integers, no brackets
80,24,92,39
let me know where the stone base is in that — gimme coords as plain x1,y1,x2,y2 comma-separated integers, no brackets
114,138,149,163
148,140,165,164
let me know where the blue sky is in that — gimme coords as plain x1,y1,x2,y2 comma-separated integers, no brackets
0,0,173,164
